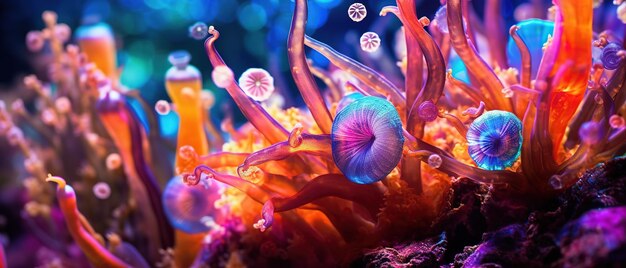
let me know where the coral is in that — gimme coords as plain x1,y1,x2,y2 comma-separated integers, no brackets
2,0,626,267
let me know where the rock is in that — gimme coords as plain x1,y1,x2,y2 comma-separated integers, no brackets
557,206,626,268
358,233,447,267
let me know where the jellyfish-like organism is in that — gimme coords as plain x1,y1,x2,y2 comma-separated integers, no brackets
348,3,367,22
601,43,623,70
466,110,523,170
162,176,223,233
238,68,275,102
359,32,381,53
331,96,404,184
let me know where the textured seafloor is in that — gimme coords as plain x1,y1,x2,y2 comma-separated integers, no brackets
358,157,626,267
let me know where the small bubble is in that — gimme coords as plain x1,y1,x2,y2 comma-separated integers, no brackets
549,175,563,190
155,100,171,115
178,145,198,161
6,127,24,146
360,32,380,53
609,114,625,129
579,121,602,145
212,65,234,88
348,3,367,22
26,31,44,52
428,154,443,168
55,97,71,113
188,22,209,40
93,182,111,200
11,99,25,114
54,24,71,43
106,153,122,170
514,3,534,21
41,108,57,125
418,101,438,122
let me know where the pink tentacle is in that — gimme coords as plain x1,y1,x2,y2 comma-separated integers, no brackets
204,27,289,144
288,0,334,134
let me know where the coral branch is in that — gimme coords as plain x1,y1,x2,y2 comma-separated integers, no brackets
204,27,289,144
484,0,508,68
288,0,334,134
446,0,512,111
239,133,331,174
509,26,531,88
257,174,384,230
96,88,172,260
188,165,271,205
304,36,405,109
46,175,129,268
199,152,250,168
309,62,342,102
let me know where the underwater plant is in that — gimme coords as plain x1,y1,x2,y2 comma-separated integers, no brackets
1,0,625,267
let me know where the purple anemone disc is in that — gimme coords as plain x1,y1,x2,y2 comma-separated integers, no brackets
331,96,404,184
162,175,223,233
602,43,623,70
466,110,522,170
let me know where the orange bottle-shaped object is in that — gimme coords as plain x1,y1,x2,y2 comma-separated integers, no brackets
75,21,117,80
165,50,209,172
165,50,210,268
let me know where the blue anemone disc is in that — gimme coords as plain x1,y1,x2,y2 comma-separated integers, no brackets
506,19,554,78
331,96,404,184
602,43,623,70
336,92,364,113
162,176,222,233
466,110,522,170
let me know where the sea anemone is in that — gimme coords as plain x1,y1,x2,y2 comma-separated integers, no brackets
2,0,626,267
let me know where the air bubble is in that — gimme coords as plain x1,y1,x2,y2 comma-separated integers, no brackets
428,154,443,168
